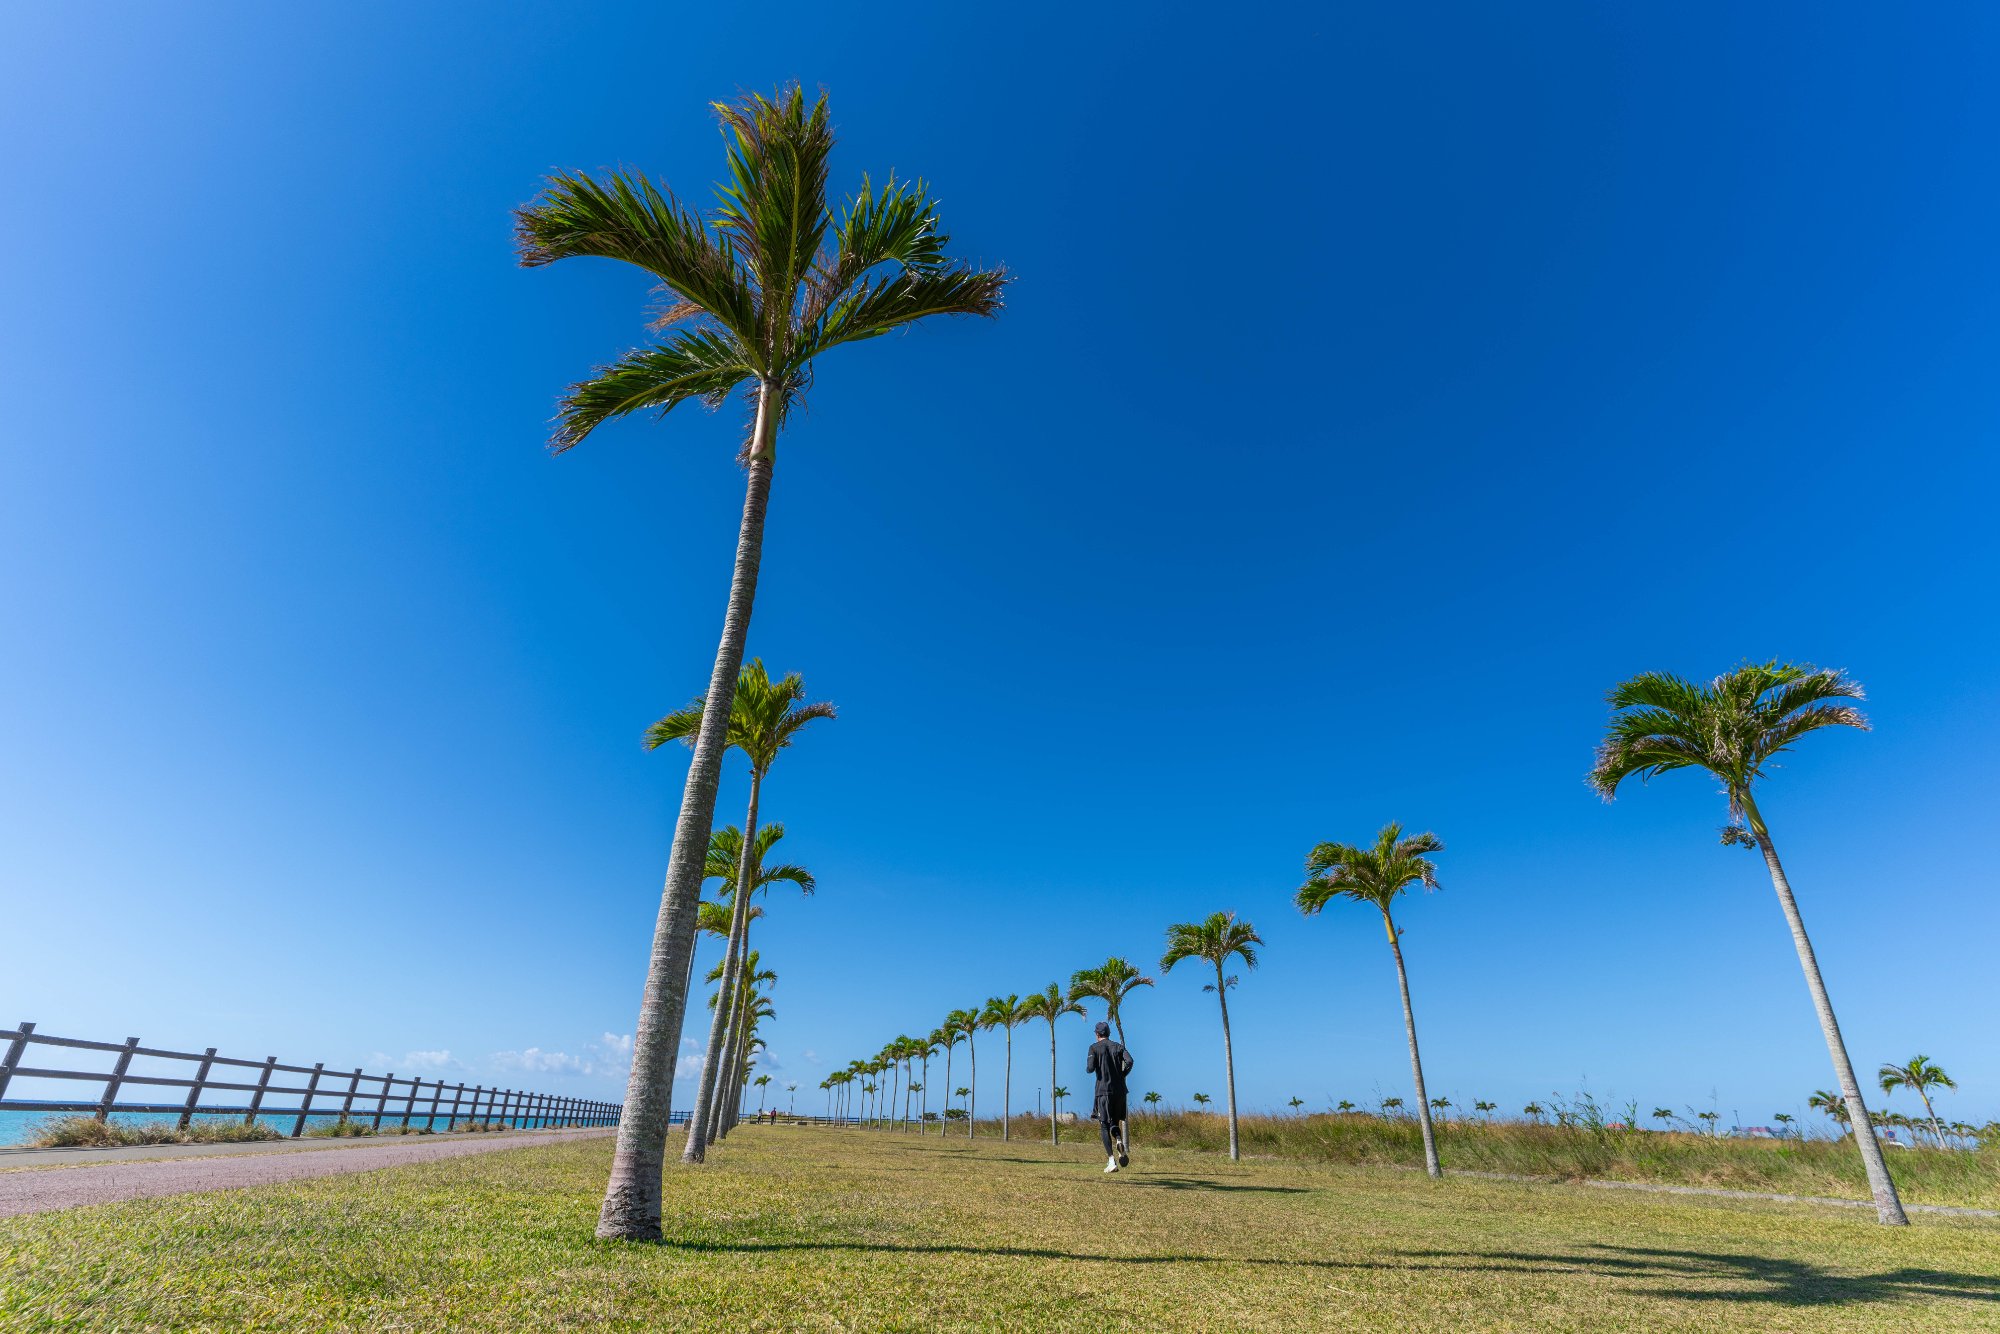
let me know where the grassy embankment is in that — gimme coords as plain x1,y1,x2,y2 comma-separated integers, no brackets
4,1125,1995,1331
1112,1110,2000,1209
850,1111,1998,1208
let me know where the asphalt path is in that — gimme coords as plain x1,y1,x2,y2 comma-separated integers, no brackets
0,1127,615,1217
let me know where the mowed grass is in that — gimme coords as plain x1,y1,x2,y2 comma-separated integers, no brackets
2,1128,1997,1332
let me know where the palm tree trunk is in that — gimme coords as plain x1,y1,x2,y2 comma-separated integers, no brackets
1744,798,1907,1225
1918,1091,1944,1149
940,1046,952,1139
1047,1023,1059,1146
967,1034,977,1138
685,771,763,1161
1001,1028,1012,1142
597,394,777,1241
1383,907,1440,1178
1215,960,1240,1162
715,928,758,1141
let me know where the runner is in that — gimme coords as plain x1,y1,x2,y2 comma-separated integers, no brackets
1084,1021,1134,1173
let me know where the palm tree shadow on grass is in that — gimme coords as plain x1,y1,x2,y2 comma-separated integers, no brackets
1400,1245,2000,1308
654,1238,2000,1304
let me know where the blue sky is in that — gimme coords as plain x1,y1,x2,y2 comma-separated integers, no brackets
3,2,1996,1133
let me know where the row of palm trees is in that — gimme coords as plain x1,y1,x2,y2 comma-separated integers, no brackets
815,665,1931,1230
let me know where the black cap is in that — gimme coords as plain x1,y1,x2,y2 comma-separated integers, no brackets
1095,1021,1110,1037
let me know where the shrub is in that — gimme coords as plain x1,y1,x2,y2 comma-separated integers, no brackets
31,1116,283,1148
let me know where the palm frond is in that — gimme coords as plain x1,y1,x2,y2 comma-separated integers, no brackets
514,171,759,342
711,86,833,345
802,266,1007,360
550,328,756,454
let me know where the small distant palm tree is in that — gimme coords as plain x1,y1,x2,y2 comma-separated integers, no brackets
952,1008,984,1144
1382,1097,1405,1115
1288,1096,1305,1115
1193,1092,1211,1108
943,1009,980,1138
1053,1085,1070,1120
1809,1088,1850,1126
1337,1099,1357,1114
1773,1112,1795,1137
1161,911,1263,1161
1474,1100,1497,1119
1067,957,1156,1045
981,995,1026,1142
753,1074,772,1114
525,86,1007,1240
1651,1107,1675,1129
1696,1110,1720,1136
1021,983,1084,1145
1589,662,1906,1225
1298,823,1446,1178
1143,1091,1162,1114
1430,1096,1452,1123
1879,1056,1955,1148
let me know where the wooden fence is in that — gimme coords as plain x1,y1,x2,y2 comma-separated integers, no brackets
0,1022,620,1138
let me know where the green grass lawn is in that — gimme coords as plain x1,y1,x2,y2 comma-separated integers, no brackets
3,1127,1996,1331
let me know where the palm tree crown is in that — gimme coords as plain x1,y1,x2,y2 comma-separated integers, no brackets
1587,662,1867,827
702,823,814,901
1297,824,1442,923
649,659,837,780
1068,956,1155,1043
516,85,1007,459
1161,912,1263,976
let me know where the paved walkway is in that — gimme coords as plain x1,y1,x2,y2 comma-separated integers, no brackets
0,1127,614,1217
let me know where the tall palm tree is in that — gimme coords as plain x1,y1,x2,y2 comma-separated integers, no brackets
1589,662,1908,1225
918,1031,945,1136
945,1007,980,1137
1020,983,1084,1145
696,824,812,1152
522,86,1006,1241
1067,957,1155,1045
1879,1056,1955,1148
650,662,833,1160
1160,912,1262,1162
980,995,1026,1141
753,1074,772,1115
1297,823,1446,1179
696,820,809,1142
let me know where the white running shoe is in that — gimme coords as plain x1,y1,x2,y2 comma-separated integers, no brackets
1104,1155,1120,1173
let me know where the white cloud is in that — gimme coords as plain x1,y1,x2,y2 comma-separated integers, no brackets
802,1049,821,1066
490,1047,588,1076
400,1049,459,1072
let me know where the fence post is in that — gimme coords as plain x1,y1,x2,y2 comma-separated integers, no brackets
245,1057,276,1126
466,1085,482,1129
400,1077,418,1131
292,1062,324,1138
337,1067,362,1126
373,1073,394,1131
0,1022,34,1102
95,1037,140,1122
177,1047,218,1130
430,1079,445,1131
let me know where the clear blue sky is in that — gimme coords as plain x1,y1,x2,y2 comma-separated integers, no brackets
3,2,1995,1132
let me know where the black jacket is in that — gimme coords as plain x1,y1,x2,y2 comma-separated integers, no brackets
1086,1038,1134,1122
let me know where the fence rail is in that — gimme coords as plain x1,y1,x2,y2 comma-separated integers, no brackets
0,1022,621,1139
